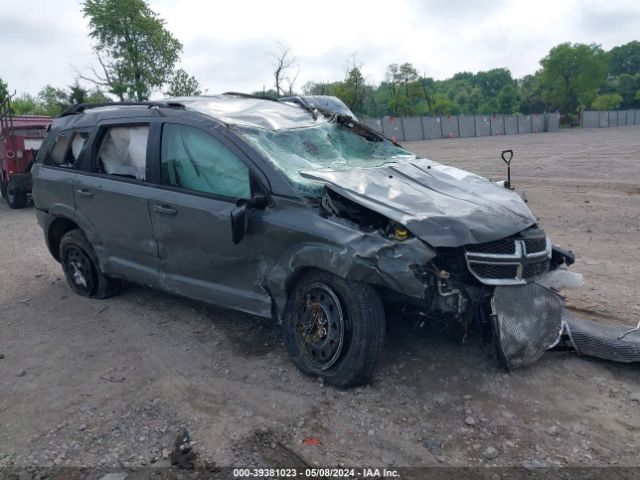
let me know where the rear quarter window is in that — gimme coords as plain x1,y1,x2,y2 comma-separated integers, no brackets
44,131,90,168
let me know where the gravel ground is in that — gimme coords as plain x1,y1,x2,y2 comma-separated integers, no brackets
0,127,639,478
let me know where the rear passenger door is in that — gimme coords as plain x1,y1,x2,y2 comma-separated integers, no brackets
74,120,160,286
147,122,271,317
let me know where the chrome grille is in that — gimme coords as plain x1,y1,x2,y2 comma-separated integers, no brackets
464,235,551,285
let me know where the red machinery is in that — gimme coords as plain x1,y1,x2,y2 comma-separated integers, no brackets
0,95,52,208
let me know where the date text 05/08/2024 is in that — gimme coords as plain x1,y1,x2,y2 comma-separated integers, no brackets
232,467,400,478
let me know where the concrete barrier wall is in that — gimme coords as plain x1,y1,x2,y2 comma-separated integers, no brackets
402,116,423,141
360,111,585,141
475,116,491,136
440,116,459,138
490,115,505,135
547,113,560,131
363,110,638,141
532,114,545,133
422,117,442,139
458,116,475,138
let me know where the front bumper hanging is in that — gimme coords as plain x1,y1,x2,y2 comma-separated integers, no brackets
491,282,564,369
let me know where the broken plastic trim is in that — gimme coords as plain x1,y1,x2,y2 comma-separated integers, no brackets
563,312,640,363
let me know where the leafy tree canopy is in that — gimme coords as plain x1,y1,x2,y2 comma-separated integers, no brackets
82,0,182,101
539,43,608,112
164,69,202,97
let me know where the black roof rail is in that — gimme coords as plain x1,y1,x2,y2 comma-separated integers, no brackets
60,101,186,117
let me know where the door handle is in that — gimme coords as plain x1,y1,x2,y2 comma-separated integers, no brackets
76,188,94,198
153,205,178,216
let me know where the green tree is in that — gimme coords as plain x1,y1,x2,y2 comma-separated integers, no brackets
37,85,69,116
517,73,547,114
432,93,454,115
10,94,44,115
81,0,182,101
614,73,640,108
0,78,8,102
608,41,640,77
591,93,622,110
332,56,370,116
164,69,202,97
539,43,608,113
86,87,112,104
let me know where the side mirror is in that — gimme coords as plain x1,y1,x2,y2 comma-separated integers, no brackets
230,200,249,245
230,192,268,244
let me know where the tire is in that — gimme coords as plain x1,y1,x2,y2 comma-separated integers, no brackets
0,178,6,199
284,269,386,388
4,182,28,209
59,229,121,299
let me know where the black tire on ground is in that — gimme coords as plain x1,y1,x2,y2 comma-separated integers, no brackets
59,229,121,299
0,178,6,199
284,269,386,388
5,183,28,209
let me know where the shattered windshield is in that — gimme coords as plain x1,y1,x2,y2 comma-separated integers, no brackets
237,120,416,196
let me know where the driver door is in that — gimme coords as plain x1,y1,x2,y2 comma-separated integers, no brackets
147,122,271,317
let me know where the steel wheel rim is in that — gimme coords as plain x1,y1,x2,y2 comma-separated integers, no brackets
294,282,345,370
64,247,94,294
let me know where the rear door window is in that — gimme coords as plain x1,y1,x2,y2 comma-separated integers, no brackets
96,125,149,180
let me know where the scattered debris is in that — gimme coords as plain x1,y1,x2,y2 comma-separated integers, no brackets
100,375,126,383
629,392,640,404
0,353,4,360
17,298,31,305
98,473,127,480
303,437,321,446
162,448,170,459
464,416,476,426
96,305,111,314
16,369,26,377
483,446,499,460
170,430,197,469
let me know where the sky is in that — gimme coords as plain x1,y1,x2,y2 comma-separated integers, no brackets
1,0,639,98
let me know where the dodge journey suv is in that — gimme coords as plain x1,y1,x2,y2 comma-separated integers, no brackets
32,94,578,387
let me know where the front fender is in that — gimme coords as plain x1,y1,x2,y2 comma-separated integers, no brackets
266,237,435,321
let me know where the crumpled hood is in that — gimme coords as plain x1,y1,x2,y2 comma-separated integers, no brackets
300,158,537,248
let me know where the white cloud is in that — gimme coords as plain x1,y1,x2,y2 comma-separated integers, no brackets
1,0,639,97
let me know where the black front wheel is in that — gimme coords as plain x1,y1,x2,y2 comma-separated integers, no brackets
284,270,386,388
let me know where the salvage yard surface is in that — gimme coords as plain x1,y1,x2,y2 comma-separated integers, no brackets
1,128,639,475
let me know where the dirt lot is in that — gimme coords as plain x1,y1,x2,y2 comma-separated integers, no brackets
1,127,639,477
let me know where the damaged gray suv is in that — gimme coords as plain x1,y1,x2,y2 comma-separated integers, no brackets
32,94,580,388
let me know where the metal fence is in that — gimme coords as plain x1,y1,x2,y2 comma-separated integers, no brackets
360,113,560,142
580,110,640,129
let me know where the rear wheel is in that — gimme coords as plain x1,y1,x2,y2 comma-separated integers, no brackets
59,229,121,299
5,182,28,209
284,270,385,388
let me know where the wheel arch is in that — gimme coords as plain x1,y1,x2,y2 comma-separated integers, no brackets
46,217,80,262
